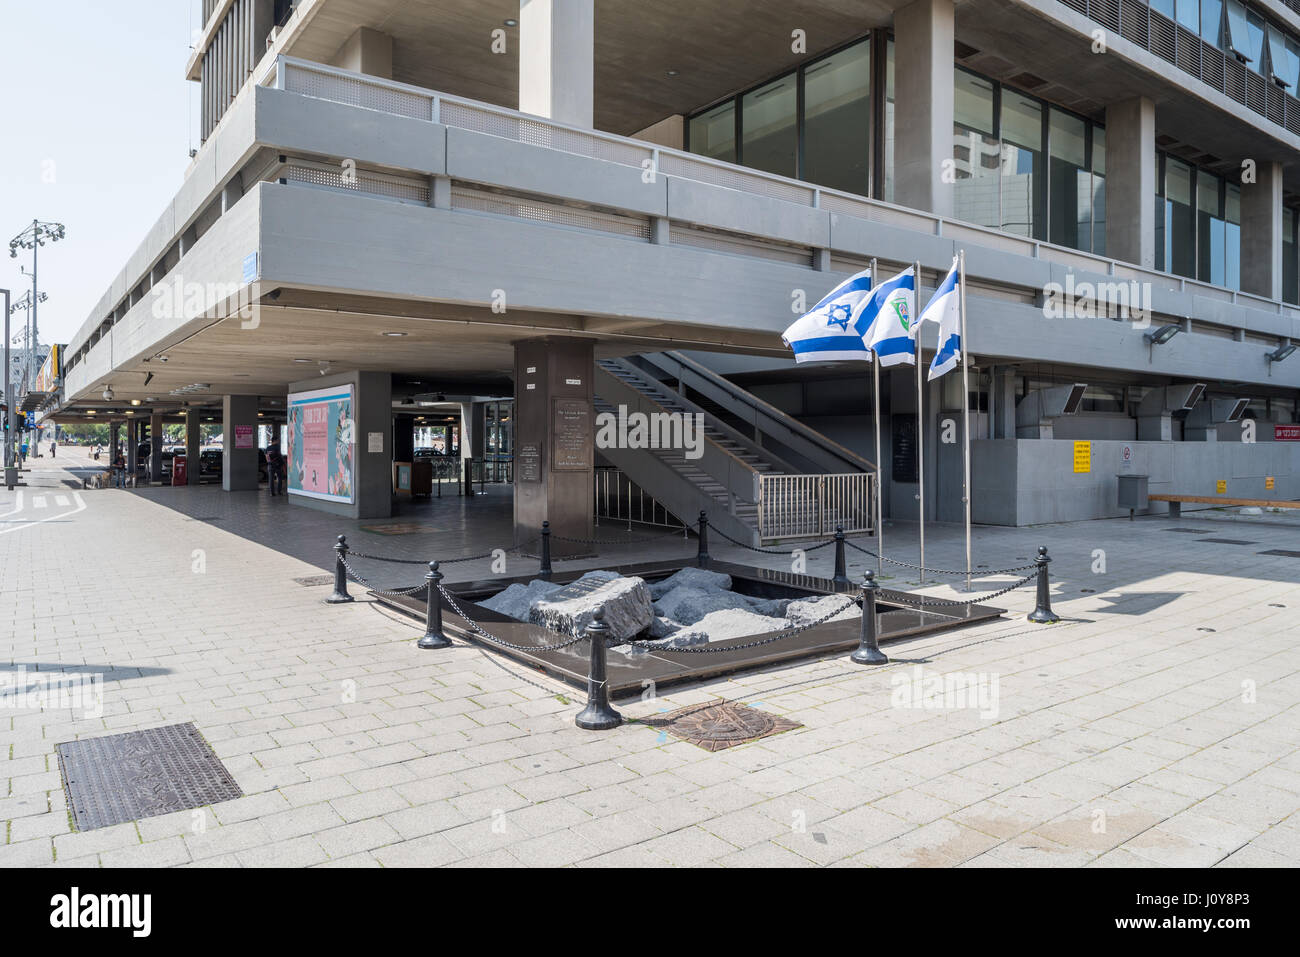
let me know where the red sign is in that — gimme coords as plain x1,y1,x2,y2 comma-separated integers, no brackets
1276,425,1300,441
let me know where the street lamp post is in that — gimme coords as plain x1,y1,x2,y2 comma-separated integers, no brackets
9,219,65,403
3,287,14,489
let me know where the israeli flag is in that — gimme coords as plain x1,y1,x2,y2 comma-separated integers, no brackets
861,267,917,367
921,259,962,381
781,267,874,364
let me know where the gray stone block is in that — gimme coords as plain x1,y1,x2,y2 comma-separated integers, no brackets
673,608,790,644
785,595,860,627
653,586,752,625
477,579,563,621
529,574,654,640
647,567,733,599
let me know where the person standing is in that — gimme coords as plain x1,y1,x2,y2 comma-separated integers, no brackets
113,449,126,489
50,440,56,458
266,439,285,497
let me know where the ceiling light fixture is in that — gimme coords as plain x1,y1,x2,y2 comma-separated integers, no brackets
381,331,407,337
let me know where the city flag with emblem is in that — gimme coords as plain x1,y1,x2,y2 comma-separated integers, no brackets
780,267,874,363
860,266,918,365
921,257,962,380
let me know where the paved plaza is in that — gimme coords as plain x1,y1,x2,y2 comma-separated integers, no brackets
1,447,1297,868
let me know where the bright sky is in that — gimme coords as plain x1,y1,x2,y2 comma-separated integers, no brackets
0,2,203,349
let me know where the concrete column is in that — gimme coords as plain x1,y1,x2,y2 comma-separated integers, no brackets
185,410,201,486
513,337,595,557
893,0,955,217
222,395,260,491
519,0,594,127
330,27,394,79
460,403,486,461
149,414,164,482
1241,160,1284,300
1105,97,1156,269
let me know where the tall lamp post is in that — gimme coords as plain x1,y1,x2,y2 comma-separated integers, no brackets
3,287,14,489
10,290,47,394
9,219,66,400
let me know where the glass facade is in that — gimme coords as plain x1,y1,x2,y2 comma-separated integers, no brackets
1285,207,1298,304
687,37,877,196
1155,154,1240,289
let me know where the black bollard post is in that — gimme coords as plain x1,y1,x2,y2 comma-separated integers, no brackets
1027,545,1060,624
832,526,850,588
850,570,888,665
575,608,622,730
539,521,553,580
327,535,355,604
417,562,452,649
696,511,710,568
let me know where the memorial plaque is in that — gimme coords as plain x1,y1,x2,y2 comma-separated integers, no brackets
552,399,591,471
892,417,918,484
518,444,541,483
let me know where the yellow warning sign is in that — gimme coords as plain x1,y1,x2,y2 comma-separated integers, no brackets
1266,476,1275,491
1216,480,1227,494
1073,441,1091,474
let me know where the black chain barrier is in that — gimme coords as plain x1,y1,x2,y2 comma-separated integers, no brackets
435,583,589,653
842,539,1037,578
707,522,837,555
906,571,1038,608
549,527,693,547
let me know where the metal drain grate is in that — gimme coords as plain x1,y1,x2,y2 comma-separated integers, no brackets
360,523,437,535
644,700,801,752
293,575,334,587
1164,527,1212,533
1197,538,1258,546
56,723,242,831
1259,549,1300,558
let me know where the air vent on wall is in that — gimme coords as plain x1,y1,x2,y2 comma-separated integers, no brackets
955,40,980,59
1008,72,1047,89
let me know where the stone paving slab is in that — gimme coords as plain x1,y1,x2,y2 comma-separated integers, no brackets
0,448,1297,867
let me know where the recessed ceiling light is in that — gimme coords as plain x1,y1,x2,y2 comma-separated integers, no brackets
504,18,518,27
381,331,407,337
293,358,312,363
666,69,680,77
130,399,141,406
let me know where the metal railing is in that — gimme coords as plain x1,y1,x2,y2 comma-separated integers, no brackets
758,473,876,541
594,467,687,532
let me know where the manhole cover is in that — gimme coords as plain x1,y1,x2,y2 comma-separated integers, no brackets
1259,549,1300,559
56,723,242,831
1197,538,1258,545
645,700,801,752
294,575,333,587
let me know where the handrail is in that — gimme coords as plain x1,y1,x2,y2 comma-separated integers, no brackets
656,351,878,474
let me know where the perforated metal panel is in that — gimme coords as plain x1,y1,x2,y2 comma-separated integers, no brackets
819,192,876,219
657,152,815,206
440,101,650,169
669,225,815,266
281,163,430,204
450,186,650,239
284,64,432,120
57,723,241,832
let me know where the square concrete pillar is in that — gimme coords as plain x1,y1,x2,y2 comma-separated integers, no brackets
513,337,594,557
519,0,594,128
1104,97,1156,269
185,410,201,485
1241,160,1284,300
330,26,394,79
222,395,260,491
893,0,955,217
149,414,164,482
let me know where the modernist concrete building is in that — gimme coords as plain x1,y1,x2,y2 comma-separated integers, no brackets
48,0,1300,537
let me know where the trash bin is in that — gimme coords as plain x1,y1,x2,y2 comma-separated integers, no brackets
1116,474,1149,520
172,454,188,486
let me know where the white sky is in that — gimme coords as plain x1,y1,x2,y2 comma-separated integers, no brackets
0,2,203,348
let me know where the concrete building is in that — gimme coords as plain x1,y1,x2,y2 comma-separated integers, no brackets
48,0,1300,535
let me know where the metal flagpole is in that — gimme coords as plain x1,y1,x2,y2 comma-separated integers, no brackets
959,250,973,592
914,261,924,585
870,257,882,575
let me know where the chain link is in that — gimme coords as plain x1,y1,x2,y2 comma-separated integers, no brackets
707,524,836,555
843,539,1038,577
339,555,430,597
549,528,692,547
436,584,590,653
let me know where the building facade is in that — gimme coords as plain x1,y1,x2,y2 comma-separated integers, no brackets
50,0,1300,532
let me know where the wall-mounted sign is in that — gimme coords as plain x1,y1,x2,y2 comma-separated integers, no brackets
287,384,355,504
1073,441,1091,474
235,425,254,449
1276,425,1300,441
518,444,541,483
368,432,384,454
1216,480,1227,494
551,399,591,471
1265,476,1275,490
1119,444,1133,471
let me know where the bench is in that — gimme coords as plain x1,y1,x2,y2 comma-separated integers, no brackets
1149,493,1300,518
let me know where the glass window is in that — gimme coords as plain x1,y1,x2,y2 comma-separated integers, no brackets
741,74,798,177
1000,92,1044,239
1246,11,1266,73
1267,26,1300,88
803,42,871,195
1284,207,1298,304
1225,183,1241,290
1166,158,1195,279
1155,155,1166,272
1152,0,1176,19
1201,0,1224,46
1197,171,1224,286
1048,108,1089,250
1176,0,1199,33
689,101,735,162
952,70,999,229
883,38,895,203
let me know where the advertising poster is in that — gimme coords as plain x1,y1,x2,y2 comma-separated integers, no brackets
235,425,254,449
287,385,355,504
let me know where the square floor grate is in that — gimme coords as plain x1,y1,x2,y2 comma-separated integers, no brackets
643,700,802,752
1197,538,1258,546
1259,549,1300,558
56,723,242,832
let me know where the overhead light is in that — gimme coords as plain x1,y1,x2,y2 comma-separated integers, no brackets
381,331,407,337
85,410,96,415
125,410,135,416
504,18,518,27
130,399,141,406
1144,324,1181,346
666,69,680,77
157,354,169,362
1266,343,1297,362
293,358,312,363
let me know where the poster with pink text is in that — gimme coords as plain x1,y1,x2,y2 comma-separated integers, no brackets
287,385,355,504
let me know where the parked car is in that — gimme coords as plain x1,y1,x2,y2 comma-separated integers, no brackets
196,449,269,482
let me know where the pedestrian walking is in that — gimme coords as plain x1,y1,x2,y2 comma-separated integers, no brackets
113,450,126,489
266,439,285,496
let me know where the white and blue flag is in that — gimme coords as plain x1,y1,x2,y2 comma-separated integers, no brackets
921,258,962,380
780,267,874,364
861,267,918,367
